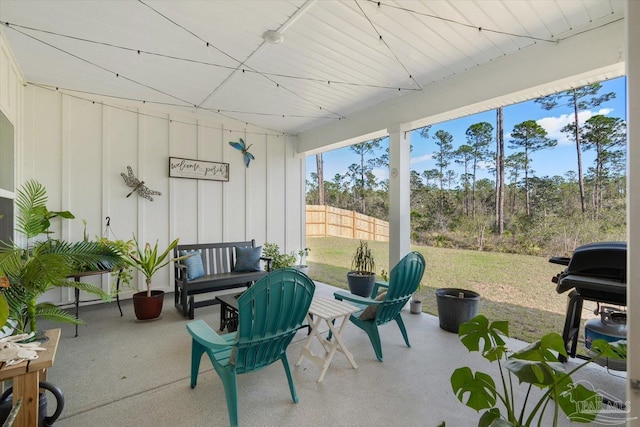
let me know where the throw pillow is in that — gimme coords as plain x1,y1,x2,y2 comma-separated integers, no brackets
234,246,262,272
359,291,387,321
179,250,205,280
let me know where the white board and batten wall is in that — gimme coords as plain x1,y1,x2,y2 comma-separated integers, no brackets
1,33,305,306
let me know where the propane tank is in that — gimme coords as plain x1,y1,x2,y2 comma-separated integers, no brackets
585,306,626,371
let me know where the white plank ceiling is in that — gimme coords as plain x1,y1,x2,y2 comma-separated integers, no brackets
0,0,625,135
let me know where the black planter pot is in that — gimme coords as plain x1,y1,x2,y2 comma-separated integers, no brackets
132,290,165,320
347,272,376,298
435,288,480,333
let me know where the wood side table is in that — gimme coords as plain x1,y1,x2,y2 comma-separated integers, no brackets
295,297,358,382
0,328,61,427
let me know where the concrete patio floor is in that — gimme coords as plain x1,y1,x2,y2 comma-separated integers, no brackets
36,281,628,426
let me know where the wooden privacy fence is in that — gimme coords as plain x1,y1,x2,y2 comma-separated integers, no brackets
306,205,389,242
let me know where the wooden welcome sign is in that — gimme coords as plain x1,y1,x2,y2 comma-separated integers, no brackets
169,157,229,181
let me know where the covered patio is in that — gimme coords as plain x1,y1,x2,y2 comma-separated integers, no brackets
41,281,627,426
0,0,639,425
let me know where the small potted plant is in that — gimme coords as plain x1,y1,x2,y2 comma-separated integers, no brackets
261,243,296,270
347,240,376,297
294,247,311,275
125,235,188,320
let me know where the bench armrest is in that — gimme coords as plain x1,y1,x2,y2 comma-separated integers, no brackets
260,256,273,272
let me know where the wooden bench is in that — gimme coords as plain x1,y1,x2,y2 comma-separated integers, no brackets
173,240,270,319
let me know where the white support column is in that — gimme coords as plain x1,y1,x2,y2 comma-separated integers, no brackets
387,123,411,268
626,1,640,423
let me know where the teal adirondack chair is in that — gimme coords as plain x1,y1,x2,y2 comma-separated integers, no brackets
334,251,426,362
186,268,315,427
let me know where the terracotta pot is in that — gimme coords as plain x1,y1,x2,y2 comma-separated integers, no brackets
132,290,165,320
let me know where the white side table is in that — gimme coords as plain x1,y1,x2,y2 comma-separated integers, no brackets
295,297,359,382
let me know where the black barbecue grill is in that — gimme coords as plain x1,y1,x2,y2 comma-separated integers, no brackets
549,241,627,360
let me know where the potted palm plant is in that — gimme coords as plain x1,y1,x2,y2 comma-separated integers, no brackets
347,240,376,297
0,180,122,334
125,235,187,320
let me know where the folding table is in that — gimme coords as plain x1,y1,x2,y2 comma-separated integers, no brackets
296,297,358,382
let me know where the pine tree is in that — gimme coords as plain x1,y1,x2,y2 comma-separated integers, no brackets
535,83,615,214
508,120,557,216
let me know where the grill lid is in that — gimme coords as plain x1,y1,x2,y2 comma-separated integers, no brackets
550,241,627,298
563,241,626,282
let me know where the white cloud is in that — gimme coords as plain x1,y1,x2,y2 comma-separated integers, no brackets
410,153,433,165
536,108,614,145
477,160,492,171
372,167,389,181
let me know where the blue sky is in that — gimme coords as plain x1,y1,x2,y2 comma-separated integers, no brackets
306,76,626,185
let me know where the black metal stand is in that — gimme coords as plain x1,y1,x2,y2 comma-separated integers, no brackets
559,289,626,362
71,269,123,337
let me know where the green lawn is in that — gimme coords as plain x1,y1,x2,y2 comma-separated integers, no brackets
304,236,598,344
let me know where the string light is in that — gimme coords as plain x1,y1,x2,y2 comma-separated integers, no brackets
367,0,558,43
138,2,344,119
4,1,616,132
357,1,422,90
29,83,302,137
0,20,418,93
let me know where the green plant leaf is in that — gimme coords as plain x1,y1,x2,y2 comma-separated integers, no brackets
483,345,508,362
261,242,297,269
556,382,600,423
504,358,565,386
478,408,501,427
65,279,111,301
0,293,9,328
589,339,626,360
36,302,83,325
451,367,497,411
510,332,566,362
459,315,508,355
487,418,514,427
15,180,48,238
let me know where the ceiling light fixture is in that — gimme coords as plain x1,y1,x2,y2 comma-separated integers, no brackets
263,30,284,44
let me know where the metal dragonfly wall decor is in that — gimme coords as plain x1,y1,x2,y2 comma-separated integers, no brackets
229,138,254,168
121,166,161,201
